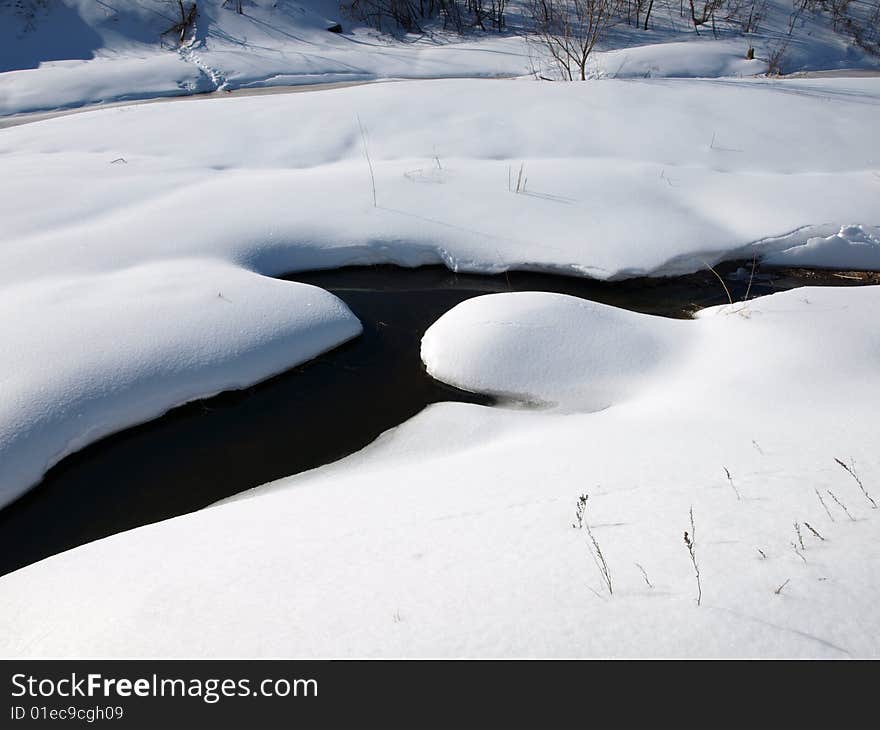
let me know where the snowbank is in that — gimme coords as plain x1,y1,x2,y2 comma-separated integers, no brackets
0,259,361,508
0,55,212,115
763,224,880,270
593,39,767,79
2,284,878,657
2,77,878,284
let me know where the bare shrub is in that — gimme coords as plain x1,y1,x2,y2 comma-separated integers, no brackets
767,42,788,75
527,0,616,80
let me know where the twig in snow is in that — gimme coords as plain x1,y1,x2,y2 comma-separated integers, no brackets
723,466,741,501
586,524,613,596
752,439,764,455
774,578,791,595
827,489,855,521
815,489,835,522
635,563,653,589
794,522,805,551
835,457,877,509
683,508,701,606
757,548,767,560
791,542,807,564
109,157,127,164
510,162,527,194
572,494,588,529
356,114,377,207
804,522,826,542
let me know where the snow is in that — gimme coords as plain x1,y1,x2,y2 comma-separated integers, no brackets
1,285,878,657
0,75,878,504
588,2,880,80
422,292,690,411
3,0,879,117
0,0,530,116
592,39,767,79
0,258,361,508
0,0,879,658
0,55,212,116
763,224,880,270
2,77,878,281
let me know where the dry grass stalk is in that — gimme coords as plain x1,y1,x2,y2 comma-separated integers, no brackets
827,489,855,521
683,507,701,606
573,494,613,596
835,457,877,509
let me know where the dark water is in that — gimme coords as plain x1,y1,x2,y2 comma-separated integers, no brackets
0,262,855,577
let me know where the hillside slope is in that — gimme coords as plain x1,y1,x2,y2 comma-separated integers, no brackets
1,0,878,116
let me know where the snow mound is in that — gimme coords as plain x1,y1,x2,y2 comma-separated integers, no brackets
763,224,880,270
594,40,767,79
421,292,688,410
0,259,361,508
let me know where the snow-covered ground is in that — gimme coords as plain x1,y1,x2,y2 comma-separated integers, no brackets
1,76,878,508
1,285,878,657
0,0,879,658
0,0,530,116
